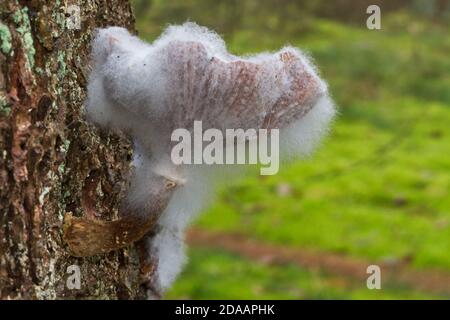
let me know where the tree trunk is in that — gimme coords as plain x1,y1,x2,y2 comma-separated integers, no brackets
0,0,146,299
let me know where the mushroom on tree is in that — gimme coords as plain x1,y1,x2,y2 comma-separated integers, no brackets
63,22,335,298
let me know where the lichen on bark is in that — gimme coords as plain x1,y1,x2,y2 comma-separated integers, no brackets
0,0,147,299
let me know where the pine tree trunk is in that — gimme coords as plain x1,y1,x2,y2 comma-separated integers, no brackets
0,0,146,299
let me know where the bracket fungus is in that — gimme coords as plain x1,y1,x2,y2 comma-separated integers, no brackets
63,22,335,297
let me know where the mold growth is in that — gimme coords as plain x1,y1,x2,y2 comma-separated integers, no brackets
83,22,336,297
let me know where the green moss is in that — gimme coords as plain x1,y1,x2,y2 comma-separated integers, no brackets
13,7,35,69
58,163,65,175
51,1,66,37
0,95,11,115
0,22,12,55
59,139,71,153
57,51,67,79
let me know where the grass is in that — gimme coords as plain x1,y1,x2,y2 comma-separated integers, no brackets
167,248,443,299
134,7,450,299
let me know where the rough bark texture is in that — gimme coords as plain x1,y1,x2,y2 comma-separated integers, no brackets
0,0,146,299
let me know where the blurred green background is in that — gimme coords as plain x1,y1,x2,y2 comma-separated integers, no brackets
131,0,450,299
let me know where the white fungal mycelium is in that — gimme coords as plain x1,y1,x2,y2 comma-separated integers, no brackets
85,22,336,297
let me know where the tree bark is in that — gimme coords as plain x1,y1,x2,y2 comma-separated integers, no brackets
0,0,146,299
